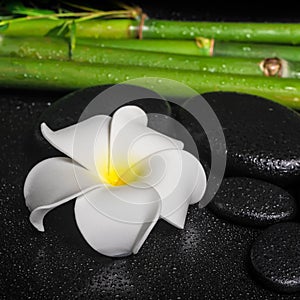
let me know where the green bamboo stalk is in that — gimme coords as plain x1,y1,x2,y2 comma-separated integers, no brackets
81,38,300,62
0,57,300,109
213,41,300,61
0,19,136,39
3,35,299,77
3,18,300,44
79,38,209,55
141,19,300,44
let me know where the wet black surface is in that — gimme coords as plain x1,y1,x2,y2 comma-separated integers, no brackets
250,222,300,293
1,88,300,299
208,177,298,227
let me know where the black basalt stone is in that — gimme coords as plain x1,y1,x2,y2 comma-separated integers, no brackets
188,92,300,187
208,177,298,227
250,222,300,293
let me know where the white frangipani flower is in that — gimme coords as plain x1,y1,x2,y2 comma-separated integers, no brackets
24,105,207,257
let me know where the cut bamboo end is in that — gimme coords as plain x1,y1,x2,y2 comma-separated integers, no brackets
259,57,287,78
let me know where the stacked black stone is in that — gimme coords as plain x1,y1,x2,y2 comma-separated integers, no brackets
201,92,300,293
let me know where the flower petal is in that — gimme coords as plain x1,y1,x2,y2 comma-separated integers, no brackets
24,157,102,231
74,185,161,257
40,115,110,175
123,149,207,229
109,106,184,176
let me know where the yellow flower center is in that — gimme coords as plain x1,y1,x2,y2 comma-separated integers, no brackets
98,158,142,187
104,166,127,186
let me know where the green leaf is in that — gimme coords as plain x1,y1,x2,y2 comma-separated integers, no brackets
5,1,54,16
0,15,15,21
45,22,70,37
0,23,9,31
57,21,69,36
69,20,76,59
5,0,26,12
15,7,55,16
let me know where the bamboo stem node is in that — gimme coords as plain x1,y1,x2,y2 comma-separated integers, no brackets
195,37,215,56
138,13,148,39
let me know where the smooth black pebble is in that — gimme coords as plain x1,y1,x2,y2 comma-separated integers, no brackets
250,222,300,293
208,177,297,227
183,92,300,187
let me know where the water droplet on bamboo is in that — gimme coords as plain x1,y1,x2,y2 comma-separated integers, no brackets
154,28,160,34
242,47,251,52
285,86,296,91
35,52,42,59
